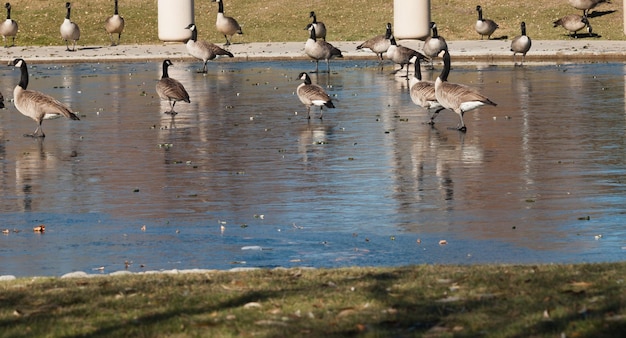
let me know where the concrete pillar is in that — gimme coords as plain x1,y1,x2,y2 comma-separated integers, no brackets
393,0,431,40
158,0,194,42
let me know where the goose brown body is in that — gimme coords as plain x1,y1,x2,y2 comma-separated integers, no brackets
568,0,609,16
475,5,498,39
511,22,531,65
386,35,426,77
434,50,496,132
185,24,233,73
213,0,242,46
104,0,124,46
0,3,17,48
422,22,447,68
156,60,190,115
356,23,392,62
553,14,591,37
304,25,342,73
408,56,442,124
296,72,335,119
12,58,79,138
60,2,80,51
305,11,326,41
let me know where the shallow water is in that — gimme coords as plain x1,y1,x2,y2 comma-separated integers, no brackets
0,60,624,277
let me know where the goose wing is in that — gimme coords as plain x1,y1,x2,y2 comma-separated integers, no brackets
410,81,438,108
197,40,234,57
437,81,496,109
298,83,332,106
156,78,190,103
18,88,79,120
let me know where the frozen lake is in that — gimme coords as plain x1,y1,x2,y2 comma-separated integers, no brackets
0,59,624,277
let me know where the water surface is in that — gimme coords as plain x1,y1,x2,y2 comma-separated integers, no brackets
0,60,624,276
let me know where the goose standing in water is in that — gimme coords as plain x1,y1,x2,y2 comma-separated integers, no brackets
568,0,610,17
60,2,80,51
409,55,443,125
104,0,124,46
422,21,448,69
475,5,498,40
11,58,80,138
305,11,326,41
434,50,496,132
356,22,392,63
553,14,592,38
156,60,190,115
386,35,426,77
511,21,531,66
0,3,17,48
185,24,233,73
213,0,242,46
296,72,335,119
305,25,342,73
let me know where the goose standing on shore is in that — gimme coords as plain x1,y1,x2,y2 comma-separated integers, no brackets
60,2,80,51
568,0,610,17
185,24,233,73
511,22,531,66
356,22,392,63
104,0,124,46
296,72,335,119
156,60,190,115
386,35,426,77
213,0,242,46
305,11,326,41
434,50,497,132
409,56,442,125
553,14,592,38
475,5,498,40
305,25,342,73
422,22,448,69
0,3,17,48
11,58,80,138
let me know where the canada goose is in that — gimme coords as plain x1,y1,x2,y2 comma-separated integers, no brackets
156,60,190,115
511,22,531,66
568,0,610,17
213,0,242,46
305,25,343,73
553,14,592,38
422,22,448,69
60,2,80,51
475,5,498,40
185,24,234,73
305,11,326,41
386,35,426,77
11,58,80,138
356,22,392,63
434,50,496,132
104,0,124,46
296,72,335,119
408,55,443,125
0,3,17,48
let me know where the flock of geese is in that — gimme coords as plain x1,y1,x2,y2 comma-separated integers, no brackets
0,0,614,136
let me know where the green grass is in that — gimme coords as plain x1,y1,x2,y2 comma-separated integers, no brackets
1,263,624,337
6,0,625,48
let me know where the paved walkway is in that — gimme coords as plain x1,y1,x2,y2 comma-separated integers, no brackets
2,39,626,63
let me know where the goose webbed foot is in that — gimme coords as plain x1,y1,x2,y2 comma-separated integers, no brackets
165,111,178,116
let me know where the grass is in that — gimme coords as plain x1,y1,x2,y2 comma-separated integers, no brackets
0,263,624,337
5,0,625,48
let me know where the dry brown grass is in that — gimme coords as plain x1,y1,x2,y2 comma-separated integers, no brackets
3,0,624,48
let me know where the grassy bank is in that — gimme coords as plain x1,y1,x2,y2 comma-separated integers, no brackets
5,0,624,48
1,263,624,337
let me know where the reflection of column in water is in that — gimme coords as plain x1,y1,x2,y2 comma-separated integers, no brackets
14,141,57,212
513,68,534,187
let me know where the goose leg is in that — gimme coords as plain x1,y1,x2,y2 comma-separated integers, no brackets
428,108,444,125
326,59,330,73
201,61,208,73
26,123,45,138
306,106,312,119
319,107,324,120
224,35,231,46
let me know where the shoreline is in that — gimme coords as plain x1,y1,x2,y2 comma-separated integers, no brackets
3,40,626,64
